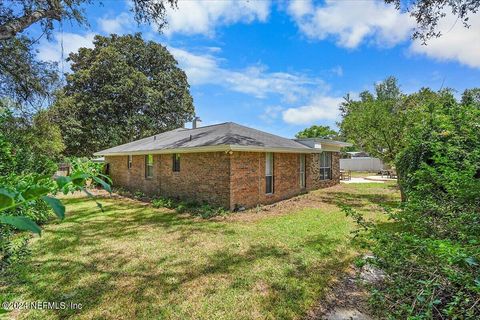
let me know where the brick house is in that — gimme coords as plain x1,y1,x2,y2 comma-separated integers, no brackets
94,122,351,210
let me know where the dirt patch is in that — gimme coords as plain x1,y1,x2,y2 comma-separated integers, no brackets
225,185,346,222
305,266,372,320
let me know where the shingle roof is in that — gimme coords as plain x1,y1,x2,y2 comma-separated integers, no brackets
94,122,349,155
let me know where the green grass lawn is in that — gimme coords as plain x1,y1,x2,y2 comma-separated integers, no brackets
2,183,399,320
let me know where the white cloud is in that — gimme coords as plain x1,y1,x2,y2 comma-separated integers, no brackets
260,105,284,123
169,46,326,102
97,13,132,34
164,0,271,36
288,0,414,48
282,96,344,124
410,12,480,68
38,32,96,62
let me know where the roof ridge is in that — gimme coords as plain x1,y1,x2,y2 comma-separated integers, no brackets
187,121,231,131
227,122,308,147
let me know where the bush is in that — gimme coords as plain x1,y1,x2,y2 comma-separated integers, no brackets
133,191,146,199
0,229,29,272
151,197,175,209
347,89,480,319
175,203,187,214
194,204,228,219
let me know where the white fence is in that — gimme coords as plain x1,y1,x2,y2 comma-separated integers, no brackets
340,157,385,172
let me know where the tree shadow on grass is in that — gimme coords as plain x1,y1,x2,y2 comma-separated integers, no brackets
3,197,355,319
261,234,354,319
5,241,344,319
316,191,400,210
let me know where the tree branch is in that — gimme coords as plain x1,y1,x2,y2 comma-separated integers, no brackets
0,9,62,41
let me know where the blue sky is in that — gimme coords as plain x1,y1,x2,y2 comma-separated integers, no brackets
33,0,480,138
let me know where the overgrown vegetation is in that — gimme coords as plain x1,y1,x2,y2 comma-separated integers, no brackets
342,85,480,319
0,110,110,272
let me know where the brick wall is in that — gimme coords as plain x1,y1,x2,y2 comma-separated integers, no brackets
106,152,230,207
106,150,340,210
158,152,230,208
106,155,160,194
306,152,340,190
229,152,305,209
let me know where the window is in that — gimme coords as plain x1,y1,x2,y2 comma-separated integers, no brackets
265,152,274,194
319,152,332,180
145,154,153,178
299,154,306,188
127,155,132,169
172,153,180,172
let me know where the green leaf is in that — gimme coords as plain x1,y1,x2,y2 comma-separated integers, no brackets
0,216,41,235
0,189,15,210
56,176,72,189
70,173,89,181
41,196,65,220
70,173,90,186
22,185,50,201
92,176,112,193
98,173,112,184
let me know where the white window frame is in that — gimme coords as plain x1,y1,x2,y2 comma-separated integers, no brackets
145,154,154,179
319,152,332,181
265,152,274,194
127,155,132,169
172,153,180,172
299,154,306,188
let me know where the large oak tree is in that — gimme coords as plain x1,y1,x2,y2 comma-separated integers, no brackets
0,0,177,113
49,33,194,157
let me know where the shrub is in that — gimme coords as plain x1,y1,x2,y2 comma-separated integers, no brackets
347,89,480,319
175,203,187,214
133,191,146,199
151,197,175,209
194,204,228,219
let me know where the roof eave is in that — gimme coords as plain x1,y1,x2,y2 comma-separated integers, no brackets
94,144,324,156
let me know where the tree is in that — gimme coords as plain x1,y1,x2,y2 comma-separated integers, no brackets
0,105,64,175
461,88,480,107
339,77,410,200
347,88,480,319
0,0,178,41
295,125,338,139
385,0,480,43
49,33,195,156
0,0,178,115
339,77,407,166
0,37,60,116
